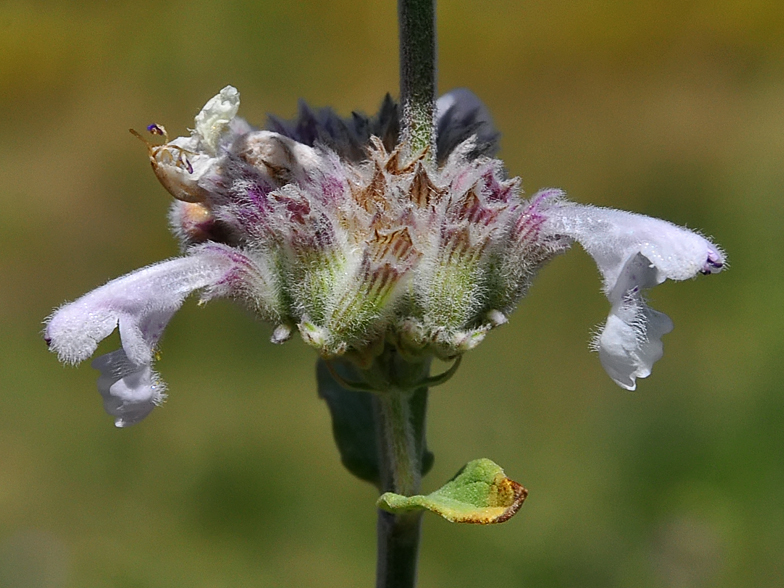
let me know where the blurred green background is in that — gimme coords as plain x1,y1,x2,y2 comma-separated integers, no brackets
1,0,782,586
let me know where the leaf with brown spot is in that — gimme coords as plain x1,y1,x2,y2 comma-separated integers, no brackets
377,458,527,524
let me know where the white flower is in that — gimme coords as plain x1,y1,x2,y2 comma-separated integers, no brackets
540,192,725,389
45,243,275,426
193,85,240,153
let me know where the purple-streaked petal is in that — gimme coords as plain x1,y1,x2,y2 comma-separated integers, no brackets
541,193,725,389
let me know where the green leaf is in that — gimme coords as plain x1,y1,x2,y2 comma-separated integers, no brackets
317,359,381,486
376,458,527,524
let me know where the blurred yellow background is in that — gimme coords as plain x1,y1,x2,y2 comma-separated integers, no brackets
1,1,782,586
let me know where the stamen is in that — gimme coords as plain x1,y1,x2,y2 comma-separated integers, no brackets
179,153,194,174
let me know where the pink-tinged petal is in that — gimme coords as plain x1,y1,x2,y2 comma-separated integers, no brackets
45,250,239,366
44,244,272,425
541,195,725,389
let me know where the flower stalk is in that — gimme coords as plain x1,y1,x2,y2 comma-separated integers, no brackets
398,0,437,161
372,356,430,588
319,347,432,588
376,508,423,588
377,389,420,496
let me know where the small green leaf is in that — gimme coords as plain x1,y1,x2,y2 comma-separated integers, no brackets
377,458,527,524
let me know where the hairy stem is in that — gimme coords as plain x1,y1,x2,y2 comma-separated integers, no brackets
398,0,437,161
376,509,423,588
378,390,420,495
374,387,427,588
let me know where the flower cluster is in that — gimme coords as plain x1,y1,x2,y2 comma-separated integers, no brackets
45,86,724,427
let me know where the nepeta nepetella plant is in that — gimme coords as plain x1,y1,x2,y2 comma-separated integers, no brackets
43,2,725,585
45,85,724,426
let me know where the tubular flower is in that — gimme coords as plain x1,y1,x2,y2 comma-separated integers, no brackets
45,86,724,425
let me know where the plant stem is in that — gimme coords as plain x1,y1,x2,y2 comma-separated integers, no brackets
374,388,426,588
376,509,423,588
374,6,438,582
398,0,437,161
378,390,420,496
372,348,430,588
